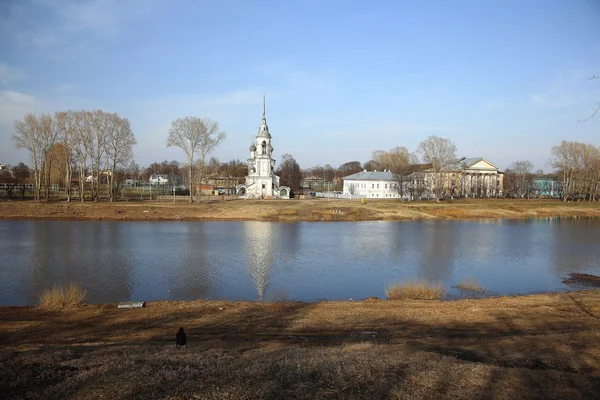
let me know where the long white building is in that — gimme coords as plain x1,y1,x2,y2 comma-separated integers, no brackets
342,170,400,198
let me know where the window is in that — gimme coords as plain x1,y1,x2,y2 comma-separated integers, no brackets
262,183,265,189
372,183,374,188
377,184,379,189
385,184,388,189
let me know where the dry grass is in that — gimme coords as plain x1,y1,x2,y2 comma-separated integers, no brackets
39,282,87,309
1,198,599,222
455,277,485,293
264,289,295,313
2,291,600,398
563,273,600,287
385,279,446,300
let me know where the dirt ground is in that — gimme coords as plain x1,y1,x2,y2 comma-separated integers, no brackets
0,198,599,222
2,291,600,399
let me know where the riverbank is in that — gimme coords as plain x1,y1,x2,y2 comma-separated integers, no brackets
0,198,599,222
2,291,600,399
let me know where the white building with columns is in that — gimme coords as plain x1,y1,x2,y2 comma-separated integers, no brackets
237,98,290,199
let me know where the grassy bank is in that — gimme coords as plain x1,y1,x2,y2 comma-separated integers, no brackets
2,291,600,399
0,198,599,222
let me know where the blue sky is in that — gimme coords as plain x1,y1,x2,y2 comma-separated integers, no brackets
1,0,599,172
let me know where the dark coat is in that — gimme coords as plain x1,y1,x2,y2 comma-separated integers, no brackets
176,328,187,346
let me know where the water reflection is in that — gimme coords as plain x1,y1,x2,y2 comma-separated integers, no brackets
244,222,275,299
1,218,600,305
417,221,457,283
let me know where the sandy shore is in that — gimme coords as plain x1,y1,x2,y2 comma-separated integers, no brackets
2,291,600,399
0,198,599,222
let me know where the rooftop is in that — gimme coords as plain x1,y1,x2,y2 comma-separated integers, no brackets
342,170,397,181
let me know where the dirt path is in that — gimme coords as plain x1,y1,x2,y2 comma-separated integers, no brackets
0,198,599,222
2,291,600,399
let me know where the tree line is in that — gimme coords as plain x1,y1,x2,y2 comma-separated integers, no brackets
12,111,136,202
9,112,598,202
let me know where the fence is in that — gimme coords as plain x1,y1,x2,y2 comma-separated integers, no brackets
313,192,363,201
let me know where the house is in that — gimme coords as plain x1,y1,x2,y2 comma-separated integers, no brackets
342,170,401,199
203,175,239,195
0,163,6,171
406,157,504,199
149,174,169,184
531,176,562,198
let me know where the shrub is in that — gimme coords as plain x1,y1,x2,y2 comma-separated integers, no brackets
39,282,87,309
455,277,485,293
385,280,445,300
265,289,294,312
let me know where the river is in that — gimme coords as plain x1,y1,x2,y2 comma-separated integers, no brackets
0,218,599,305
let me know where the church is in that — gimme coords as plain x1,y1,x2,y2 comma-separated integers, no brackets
237,98,290,199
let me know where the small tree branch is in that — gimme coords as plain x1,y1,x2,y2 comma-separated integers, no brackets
578,102,600,122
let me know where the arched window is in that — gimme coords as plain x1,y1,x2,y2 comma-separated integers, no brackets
262,141,267,154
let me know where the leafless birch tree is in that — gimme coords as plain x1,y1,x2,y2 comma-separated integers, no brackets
12,113,58,200
54,111,76,201
167,117,226,202
417,136,457,200
105,113,136,202
13,113,44,200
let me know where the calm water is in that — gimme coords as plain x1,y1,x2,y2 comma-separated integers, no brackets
0,218,599,306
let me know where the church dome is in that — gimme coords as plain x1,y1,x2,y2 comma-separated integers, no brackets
257,120,271,138
250,144,256,151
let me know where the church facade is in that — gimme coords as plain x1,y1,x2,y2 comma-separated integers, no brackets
237,99,290,199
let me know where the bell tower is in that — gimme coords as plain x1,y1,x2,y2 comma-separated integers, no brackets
244,95,285,198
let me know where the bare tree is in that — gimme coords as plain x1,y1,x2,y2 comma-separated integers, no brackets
167,117,226,202
89,110,110,201
550,140,600,201
372,146,414,200
578,74,599,122
507,160,534,198
12,113,57,201
72,111,92,202
54,111,76,201
417,136,457,200
105,113,136,202
13,114,44,201
276,153,302,194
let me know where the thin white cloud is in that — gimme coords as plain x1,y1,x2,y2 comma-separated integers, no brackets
0,90,43,122
0,62,26,87
529,69,598,111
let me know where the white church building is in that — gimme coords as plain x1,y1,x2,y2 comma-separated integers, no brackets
236,98,290,199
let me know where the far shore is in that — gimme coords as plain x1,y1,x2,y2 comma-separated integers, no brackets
2,290,600,398
0,198,599,222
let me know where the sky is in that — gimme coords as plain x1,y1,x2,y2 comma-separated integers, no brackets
0,0,599,172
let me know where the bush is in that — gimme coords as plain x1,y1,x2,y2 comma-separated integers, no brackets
385,280,445,300
39,282,87,309
455,277,485,293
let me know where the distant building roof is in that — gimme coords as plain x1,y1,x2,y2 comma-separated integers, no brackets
342,170,397,181
450,157,499,170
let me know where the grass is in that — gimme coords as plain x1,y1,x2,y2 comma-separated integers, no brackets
39,282,87,309
264,289,294,313
2,198,599,222
563,273,600,287
455,277,486,293
3,291,600,399
385,279,446,300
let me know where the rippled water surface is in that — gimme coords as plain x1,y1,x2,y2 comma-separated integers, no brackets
0,218,599,305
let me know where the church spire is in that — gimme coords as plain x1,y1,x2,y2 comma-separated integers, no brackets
257,93,271,138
